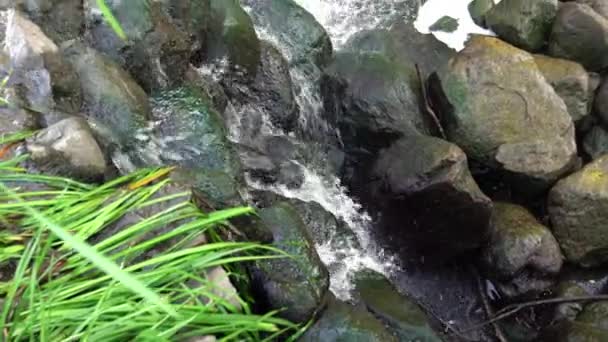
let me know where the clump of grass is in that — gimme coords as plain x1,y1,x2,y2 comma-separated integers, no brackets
0,137,295,341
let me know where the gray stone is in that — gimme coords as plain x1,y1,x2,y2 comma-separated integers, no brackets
549,156,608,266
26,117,106,181
468,0,494,27
485,0,558,51
593,76,608,125
429,16,459,33
549,2,608,71
583,125,608,160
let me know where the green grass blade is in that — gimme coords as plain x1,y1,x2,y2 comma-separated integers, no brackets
96,0,127,40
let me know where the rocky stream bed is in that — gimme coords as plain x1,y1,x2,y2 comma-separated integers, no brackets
5,0,608,341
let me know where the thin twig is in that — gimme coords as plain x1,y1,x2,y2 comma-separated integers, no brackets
460,295,608,334
475,270,508,342
415,64,446,139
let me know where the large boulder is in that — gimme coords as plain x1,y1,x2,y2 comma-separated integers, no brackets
533,54,591,123
549,156,608,267
16,0,83,43
485,0,558,52
5,10,81,113
62,41,150,149
548,2,608,71
249,202,329,323
25,117,107,181
353,270,441,341
207,0,260,77
369,134,492,258
300,295,397,342
432,36,577,193
481,203,563,298
84,0,194,91
241,0,332,68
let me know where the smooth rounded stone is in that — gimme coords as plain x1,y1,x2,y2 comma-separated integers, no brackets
249,202,329,323
25,117,106,181
241,0,332,67
485,0,558,51
544,301,608,341
429,16,459,33
353,270,441,341
481,203,563,298
207,0,260,77
62,41,150,148
237,145,304,189
85,0,193,91
533,54,591,123
321,51,426,152
577,0,608,19
17,0,83,43
594,76,608,125
583,125,608,160
370,134,492,258
300,295,397,342
5,9,81,113
344,20,455,75
548,2,608,71
549,156,608,267
468,0,494,27
432,36,577,192
142,88,242,180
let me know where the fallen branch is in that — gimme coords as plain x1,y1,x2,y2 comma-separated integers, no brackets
415,64,446,139
459,294,608,335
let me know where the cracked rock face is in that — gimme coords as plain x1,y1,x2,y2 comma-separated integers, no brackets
431,36,577,193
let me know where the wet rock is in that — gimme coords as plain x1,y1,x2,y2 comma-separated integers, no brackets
468,0,494,27
370,134,492,259
481,203,563,298
584,125,608,160
26,117,106,181
300,295,397,342
242,0,332,67
485,0,557,51
548,2,608,71
5,9,81,113
353,270,441,341
250,202,329,323
534,54,591,123
432,36,577,193
207,0,260,77
553,281,589,323
345,20,455,75
549,156,608,267
170,168,243,210
223,41,298,132
18,0,83,43
321,50,426,154
62,41,150,148
85,0,193,91
137,88,242,180
593,77,608,125
577,0,608,20
429,16,459,33
238,145,304,189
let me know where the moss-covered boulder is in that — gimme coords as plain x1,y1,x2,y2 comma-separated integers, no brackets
432,36,577,193
207,0,260,77
549,156,608,267
533,54,591,123
370,134,492,259
300,295,397,342
548,2,608,71
144,87,242,180
482,203,563,298
429,16,459,33
485,0,557,51
354,270,441,341
62,41,150,148
468,0,494,27
242,0,332,67
250,202,329,323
